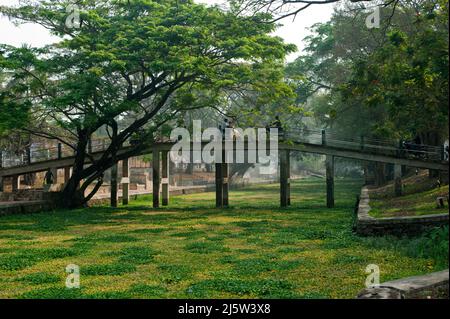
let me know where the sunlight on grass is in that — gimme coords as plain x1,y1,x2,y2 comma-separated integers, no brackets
0,177,447,299
370,185,449,217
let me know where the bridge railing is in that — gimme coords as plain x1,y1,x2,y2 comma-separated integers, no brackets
0,130,447,169
286,128,445,162
0,137,132,169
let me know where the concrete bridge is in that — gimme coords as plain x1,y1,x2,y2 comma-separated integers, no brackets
0,129,448,209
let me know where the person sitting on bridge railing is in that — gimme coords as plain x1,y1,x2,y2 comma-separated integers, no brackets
221,118,234,140
223,118,229,131
403,136,425,159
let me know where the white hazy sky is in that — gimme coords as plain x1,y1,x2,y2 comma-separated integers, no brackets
0,0,335,61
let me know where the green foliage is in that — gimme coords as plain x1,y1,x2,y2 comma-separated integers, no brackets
82,263,137,276
128,284,167,298
0,92,31,136
231,258,302,276
97,235,138,243
362,226,449,269
0,248,78,271
184,241,229,254
416,226,449,266
186,278,297,298
19,287,84,299
157,263,193,283
287,1,448,143
0,0,294,139
129,228,168,234
0,178,447,298
18,272,61,285
0,0,296,207
115,246,158,265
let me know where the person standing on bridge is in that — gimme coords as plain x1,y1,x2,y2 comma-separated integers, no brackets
269,115,284,139
44,168,54,185
221,118,232,140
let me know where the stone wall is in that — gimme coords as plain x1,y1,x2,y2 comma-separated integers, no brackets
0,200,56,216
357,269,449,299
0,189,45,201
355,187,449,236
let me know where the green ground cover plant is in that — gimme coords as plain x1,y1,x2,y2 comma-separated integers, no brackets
0,178,447,299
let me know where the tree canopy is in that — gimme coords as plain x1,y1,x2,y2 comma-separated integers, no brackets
286,0,448,144
0,0,296,207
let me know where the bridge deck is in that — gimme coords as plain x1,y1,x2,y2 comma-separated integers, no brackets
0,140,447,178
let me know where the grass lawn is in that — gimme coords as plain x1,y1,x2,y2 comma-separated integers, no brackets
368,171,449,218
0,177,447,299
369,185,449,218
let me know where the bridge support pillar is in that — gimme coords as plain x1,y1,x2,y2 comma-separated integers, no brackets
222,162,229,207
215,163,223,208
394,164,403,196
110,163,118,207
280,149,290,207
152,150,160,208
12,175,20,192
161,151,170,206
326,155,335,208
64,166,71,184
122,158,130,206
51,168,58,184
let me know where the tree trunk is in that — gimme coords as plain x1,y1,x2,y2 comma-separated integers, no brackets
59,132,90,208
374,162,387,187
421,131,443,178
60,171,86,208
186,163,194,174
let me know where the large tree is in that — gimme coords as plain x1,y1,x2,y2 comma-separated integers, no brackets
0,0,295,208
284,0,448,184
344,0,449,145
285,0,448,141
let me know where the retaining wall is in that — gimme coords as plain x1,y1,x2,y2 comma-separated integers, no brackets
355,187,449,236
357,269,449,299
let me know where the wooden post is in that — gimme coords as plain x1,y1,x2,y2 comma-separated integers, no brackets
144,171,151,190
322,129,327,146
51,168,58,184
0,177,4,192
363,162,370,185
0,150,3,168
88,138,93,154
64,166,71,184
280,149,290,207
394,164,403,196
12,175,20,192
26,147,31,164
326,155,335,208
152,149,160,208
222,162,229,207
161,151,170,206
215,163,223,208
57,143,62,159
110,162,118,207
122,158,130,205
287,150,291,206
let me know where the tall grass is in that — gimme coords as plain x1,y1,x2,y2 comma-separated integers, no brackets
362,226,449,269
